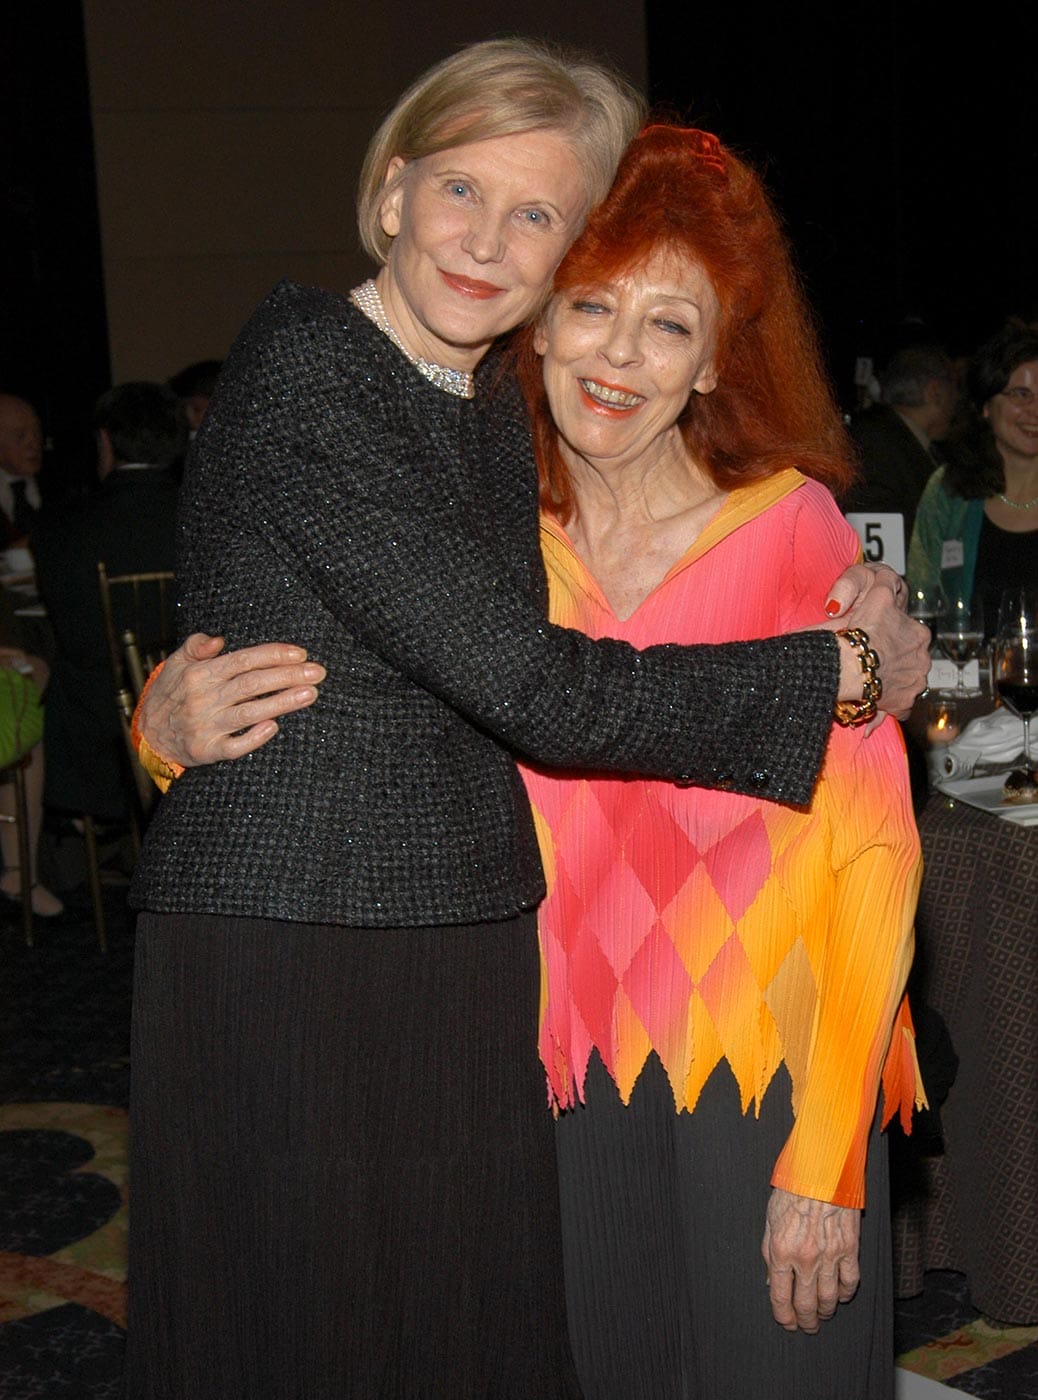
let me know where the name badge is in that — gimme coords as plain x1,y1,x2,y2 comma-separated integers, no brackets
845,513,906,576
940,539,965,570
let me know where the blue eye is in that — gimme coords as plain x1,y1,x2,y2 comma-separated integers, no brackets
656,319,690,336
572,300,606,314
521,208,551,227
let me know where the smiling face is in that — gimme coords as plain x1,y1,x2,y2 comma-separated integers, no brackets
985,359,1038,465
377,129,588,373
534,252,721,476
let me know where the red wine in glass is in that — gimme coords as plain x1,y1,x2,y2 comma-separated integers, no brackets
997,680,1038,719
995,619,1037,767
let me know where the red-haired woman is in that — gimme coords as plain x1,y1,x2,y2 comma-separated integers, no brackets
514,125,921,1400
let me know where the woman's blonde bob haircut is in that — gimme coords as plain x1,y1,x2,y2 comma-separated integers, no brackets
357,38,645,264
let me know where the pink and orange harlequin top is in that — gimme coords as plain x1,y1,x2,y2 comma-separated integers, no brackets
520,469,924,1209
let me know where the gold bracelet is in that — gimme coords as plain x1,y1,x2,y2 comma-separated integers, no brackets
833,627,882,727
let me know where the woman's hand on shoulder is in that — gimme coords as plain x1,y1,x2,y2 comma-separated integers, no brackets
823,562,907,618
822,563,930,719
139,634,326,767
762,1187,861,1333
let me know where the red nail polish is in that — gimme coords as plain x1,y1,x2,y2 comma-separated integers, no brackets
824,599,841,617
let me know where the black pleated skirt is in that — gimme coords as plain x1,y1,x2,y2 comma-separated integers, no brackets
556,1052,893,1400
125,911,581,1400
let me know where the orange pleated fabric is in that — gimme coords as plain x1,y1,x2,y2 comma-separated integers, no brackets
522,469,924,1209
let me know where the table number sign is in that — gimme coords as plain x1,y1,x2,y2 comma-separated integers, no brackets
845,512,906,577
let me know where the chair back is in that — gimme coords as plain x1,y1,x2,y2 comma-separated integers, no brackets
97,563,177,818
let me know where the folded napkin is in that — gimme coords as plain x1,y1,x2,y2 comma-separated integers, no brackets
936,707,1027,780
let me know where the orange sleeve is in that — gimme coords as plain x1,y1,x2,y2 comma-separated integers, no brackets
769,485,925,1207
770,721,924,1207
130,661,185,794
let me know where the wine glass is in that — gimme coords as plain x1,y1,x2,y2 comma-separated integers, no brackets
994,588,1038,768
996,586,1038,638
937,592,985,696
907,585,947,648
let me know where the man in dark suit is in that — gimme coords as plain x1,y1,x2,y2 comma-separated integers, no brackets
0,393,44,543
845,345,958,545
31,382,184,818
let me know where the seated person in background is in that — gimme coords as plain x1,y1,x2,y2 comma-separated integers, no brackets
167,361,223,479
167,359,222,438
0,393,44,544
908,321,1038,635
31,382,184,821
0,646,64,918
845,344,958,544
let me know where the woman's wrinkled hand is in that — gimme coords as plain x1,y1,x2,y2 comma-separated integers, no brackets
762,1188,861,1333
138,633,326,767
820,563,930,719
823,562,907,618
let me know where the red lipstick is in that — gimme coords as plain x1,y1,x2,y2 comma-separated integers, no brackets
439,271,506,300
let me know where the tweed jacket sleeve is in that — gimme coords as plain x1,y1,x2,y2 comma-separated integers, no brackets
185,284,838,802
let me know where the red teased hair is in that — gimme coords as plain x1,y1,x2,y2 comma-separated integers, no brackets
513,123,854,521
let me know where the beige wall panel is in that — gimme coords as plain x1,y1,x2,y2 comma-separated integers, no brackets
84,0,646,383
84,2,644,111
91,109,368,260
105,254,362,383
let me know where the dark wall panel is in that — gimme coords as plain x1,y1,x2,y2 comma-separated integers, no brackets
1,3,110,484
646,0,1037,393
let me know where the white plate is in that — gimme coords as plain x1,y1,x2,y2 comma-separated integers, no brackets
935,773,1038,826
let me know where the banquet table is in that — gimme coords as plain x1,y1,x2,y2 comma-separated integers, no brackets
893,789,1038,1324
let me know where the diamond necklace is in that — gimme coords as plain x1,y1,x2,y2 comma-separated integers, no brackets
350,280,475,399
996,490,1038,510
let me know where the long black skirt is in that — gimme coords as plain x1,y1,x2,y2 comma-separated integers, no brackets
125,911,582,1399
556,1052,892,1400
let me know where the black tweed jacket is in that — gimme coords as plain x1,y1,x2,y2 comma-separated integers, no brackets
132,283,839,928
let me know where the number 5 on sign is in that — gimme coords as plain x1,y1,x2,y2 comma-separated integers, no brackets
844,513,906,577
